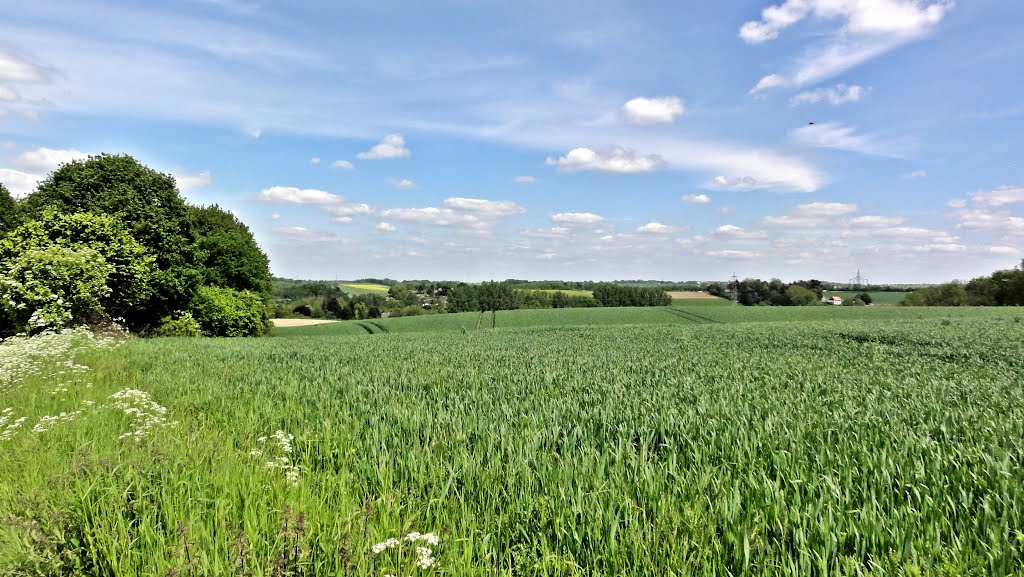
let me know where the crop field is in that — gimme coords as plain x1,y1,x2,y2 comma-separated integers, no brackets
341,283,392,295
520,289,595,298
2,308,1023,575
824,291,909,305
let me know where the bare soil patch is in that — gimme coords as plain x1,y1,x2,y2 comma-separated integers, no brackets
271,318,340,327
668,291,719,299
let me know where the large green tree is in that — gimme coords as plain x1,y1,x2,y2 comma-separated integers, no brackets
0,183,17,236
19,154,199,328
188,204,271,296
0,211,157,334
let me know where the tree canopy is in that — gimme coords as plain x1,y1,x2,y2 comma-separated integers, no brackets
19,154,200,328
0,183,17,236
188,204,271,297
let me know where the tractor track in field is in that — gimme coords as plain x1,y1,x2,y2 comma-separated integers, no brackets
661,307,720,324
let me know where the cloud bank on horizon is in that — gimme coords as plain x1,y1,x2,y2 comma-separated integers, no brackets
0,0,1021,283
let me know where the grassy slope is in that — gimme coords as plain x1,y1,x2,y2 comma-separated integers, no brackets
3,312,1023,574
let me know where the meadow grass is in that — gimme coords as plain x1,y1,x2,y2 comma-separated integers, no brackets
823,291,909,305
2,311,1023,575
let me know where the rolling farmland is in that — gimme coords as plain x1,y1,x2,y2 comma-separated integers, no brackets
2,307,1023,575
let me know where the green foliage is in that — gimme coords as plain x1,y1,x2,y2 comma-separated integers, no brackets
0,246,112,334
857,292,873,305
20,154,200,328
189,286,268,337
188,204,271,296
785,284,818,306
0,183,17,236
0,211,156,333
902,283,969,306
591,283,670,307
154,312,203,337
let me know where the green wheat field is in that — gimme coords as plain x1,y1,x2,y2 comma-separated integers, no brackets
2,306,1023,575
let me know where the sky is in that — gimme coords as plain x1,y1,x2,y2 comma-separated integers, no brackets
1,0,1022,283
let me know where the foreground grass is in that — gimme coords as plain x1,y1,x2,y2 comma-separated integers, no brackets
2,312,1023,575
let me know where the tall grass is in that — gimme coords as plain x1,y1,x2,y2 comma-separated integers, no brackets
2,313,1023,575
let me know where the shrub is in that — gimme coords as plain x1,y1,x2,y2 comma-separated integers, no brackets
154,312,203,337
292,304,313,317
190,286,268,337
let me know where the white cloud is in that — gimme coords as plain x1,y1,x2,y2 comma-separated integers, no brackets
947,198,967,208
636,222,683,234
911,243,966,253
332,216,353,224
258,186,342,204
326,203,372,216
955,209,1024,235
741,1,953,87
13,147,90,172
708,175,767,191
514,175,538,184
309,157,321,165
903,169,927,179
790,122,899,156
718,207,735,215
760,215,829,228
969,185,1024,207
375,222,398,232
273,226,341,242
706,249,758,258
550,212,604,225
393,178,416,190
791,84,866,106
356,134,410,160
521,227,572,239
715,224,767,239
848,215,909,227
682,193,711,204
270,213,281,220
171,169,212,193
0,51,50,83
331,159,354,169
0,168,43,198
443,197,526,217
379,207,484,228
546,147,663,174
0,86,18,102
988,246,1018,255
796,201,858,216
844,226,959,243
750,74,788,93
622,96,685,125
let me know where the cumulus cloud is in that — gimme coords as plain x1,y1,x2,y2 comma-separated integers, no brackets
546,147,663,174
682,193,711,204
356,133,410,159
443,197,526,217
847,215,909,227
741,1,953,86
760,215,829,228
715,224,767,239
325,203,372,217
273,226,342,243
636,222,683,234
903,169,928,179
171,169,212,193
791,84,866,106
0,168,43,198
379,207,484,229
989,246,1019,255
947,198,967,208
968,185,1024,207
521,227,572,239
13,147,90,172
270,213,281,220
955,209,1024,235
622,96,685,125
393,178,416,189
550,212,604,225
309,157,321,165
375,222,398,232
514,175,539,184
331,159,354,169
796,201,858,216
258,186,342,204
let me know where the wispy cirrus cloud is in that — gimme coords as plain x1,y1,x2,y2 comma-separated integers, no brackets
742,0,953,89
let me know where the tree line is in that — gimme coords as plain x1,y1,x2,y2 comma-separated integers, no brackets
0,154,272,338
901,261,1024,306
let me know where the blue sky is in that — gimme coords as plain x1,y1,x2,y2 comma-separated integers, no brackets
1,0,1022,283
